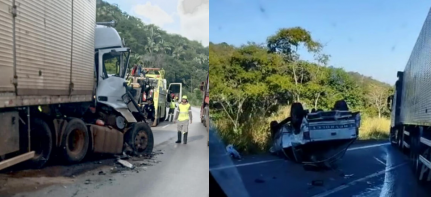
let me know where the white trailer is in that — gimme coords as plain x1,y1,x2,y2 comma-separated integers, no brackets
388,8,431,184
0,0,154,170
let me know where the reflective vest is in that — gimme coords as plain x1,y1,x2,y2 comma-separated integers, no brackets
170,100,176,109
178,103,191,121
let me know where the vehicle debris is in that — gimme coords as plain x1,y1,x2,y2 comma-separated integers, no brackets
226,144,241,159
344,174,354,178
117,159,134,169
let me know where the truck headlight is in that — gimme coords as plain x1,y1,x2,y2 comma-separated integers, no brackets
122,94,131,103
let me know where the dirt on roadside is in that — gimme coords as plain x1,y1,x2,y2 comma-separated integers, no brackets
0,150,164,197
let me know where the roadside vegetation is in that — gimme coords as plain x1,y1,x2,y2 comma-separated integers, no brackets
210,27,392,153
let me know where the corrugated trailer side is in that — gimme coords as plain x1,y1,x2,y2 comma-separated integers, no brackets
400,8,431,126
0,0,15,93
0,0,95,108
71,0,96,95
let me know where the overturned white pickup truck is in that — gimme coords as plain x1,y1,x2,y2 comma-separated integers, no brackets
270,101,361,167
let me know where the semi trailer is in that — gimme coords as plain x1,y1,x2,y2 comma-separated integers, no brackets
0,0,153,171
388,8,431,184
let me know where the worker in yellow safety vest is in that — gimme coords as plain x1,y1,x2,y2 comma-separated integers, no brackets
174,95,192,144
166,96,178,122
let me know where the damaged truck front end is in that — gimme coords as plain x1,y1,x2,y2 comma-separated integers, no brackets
270,102,360,167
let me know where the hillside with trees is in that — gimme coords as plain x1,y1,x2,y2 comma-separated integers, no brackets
96,0,209,105
210,27,393,152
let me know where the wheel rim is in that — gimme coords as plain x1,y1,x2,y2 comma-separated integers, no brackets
134,130,149,152
68,129,85,154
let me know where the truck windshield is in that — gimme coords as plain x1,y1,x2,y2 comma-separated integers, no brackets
103,51,130,78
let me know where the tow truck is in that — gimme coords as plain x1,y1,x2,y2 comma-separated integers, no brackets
128,68,182,127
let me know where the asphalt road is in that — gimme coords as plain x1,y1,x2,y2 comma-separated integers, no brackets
0,107,208,197
210,140,431,197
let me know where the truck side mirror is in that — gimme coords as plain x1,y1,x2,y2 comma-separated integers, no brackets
387,95,393,111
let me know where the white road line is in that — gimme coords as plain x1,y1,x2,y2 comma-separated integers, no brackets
210,159,283,171
374,156,386,166
209,142,390,171
311,162,407,197
346,142,390,151
162,124,170,128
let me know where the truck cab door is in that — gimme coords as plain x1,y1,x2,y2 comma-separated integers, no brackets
168,83,183,106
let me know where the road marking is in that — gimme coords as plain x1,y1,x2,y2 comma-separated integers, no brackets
162,124,170,128
346,142,390,151
210,159,284,171
311,162,407,197
373,156,386,166
209,142,390,171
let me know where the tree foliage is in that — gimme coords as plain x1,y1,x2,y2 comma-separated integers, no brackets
210,27,393,150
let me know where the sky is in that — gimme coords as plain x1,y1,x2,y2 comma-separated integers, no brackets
210,0,431,84
105,0,209,46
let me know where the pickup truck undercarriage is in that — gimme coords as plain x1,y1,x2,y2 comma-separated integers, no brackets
270,101,361,168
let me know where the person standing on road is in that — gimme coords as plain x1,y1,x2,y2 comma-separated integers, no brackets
174,95,192,144
166,96,178,122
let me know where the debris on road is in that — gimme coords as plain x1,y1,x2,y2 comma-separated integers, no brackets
116,152,130,160
85,179,91,185
98,171,106,175
344,174,354,178
117,159,134,169
226,144,241,159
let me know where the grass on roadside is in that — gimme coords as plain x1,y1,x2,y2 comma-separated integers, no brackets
358,117,390,140
213,105,391,153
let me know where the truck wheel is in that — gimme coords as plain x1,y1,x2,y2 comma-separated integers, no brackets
290,103,304,134
60,118,90,164
125,123,154,156
26,118,53,169
333,100,349,110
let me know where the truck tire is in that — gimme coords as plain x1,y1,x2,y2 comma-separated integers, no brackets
290,103,304,134
125,122,154,156
333,100,349,110
26,118,53,169
60,118,90,164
